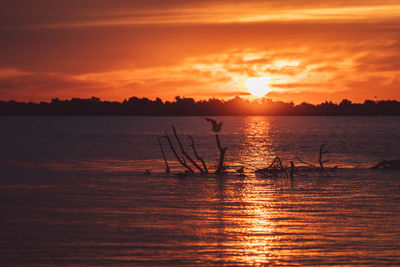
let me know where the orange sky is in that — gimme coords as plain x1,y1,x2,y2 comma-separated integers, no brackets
0,0,399,103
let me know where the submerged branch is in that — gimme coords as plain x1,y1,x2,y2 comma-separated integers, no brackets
164,130,194,173
188,135,208,173
371,160,400,169
172,126,206,174
215,134,227,175
290,161,295,179
295,156,316,168
157,136,170,173
256,156,287,177
318,143,329,171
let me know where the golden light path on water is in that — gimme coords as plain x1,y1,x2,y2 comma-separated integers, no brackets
232,183,277,264
224,117,278,264
239,116,275,170
180,116,277,264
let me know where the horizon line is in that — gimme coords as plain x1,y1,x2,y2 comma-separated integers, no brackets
1,95,397,106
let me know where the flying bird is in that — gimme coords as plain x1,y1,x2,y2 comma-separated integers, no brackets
202,118,223,132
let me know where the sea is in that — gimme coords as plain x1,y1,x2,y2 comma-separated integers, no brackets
0,116,399,266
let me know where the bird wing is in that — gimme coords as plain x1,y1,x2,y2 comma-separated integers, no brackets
202,117,216,123
202,117,218,127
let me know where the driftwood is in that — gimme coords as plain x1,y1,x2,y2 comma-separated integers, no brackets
290,161,295,179
164,130,194,173
371,160,400,169
318,143,329,171
295,156,316,168
160,122,221,174
187,135,208,173
255,156,287,177
294,144,335,173
215,133,227,175
256,144,337,179
171,126,207,174
157,136,170,173
200,118,227,174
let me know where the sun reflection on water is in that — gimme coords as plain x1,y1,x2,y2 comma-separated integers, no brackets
236,184,278,265
207,176,288,265
238,116,276,171
217,117,295,264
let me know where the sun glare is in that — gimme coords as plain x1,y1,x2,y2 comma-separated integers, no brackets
245,77,270,98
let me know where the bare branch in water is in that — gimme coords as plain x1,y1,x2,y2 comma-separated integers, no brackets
215,134,227,175
256,156,287,177
157,136,170,173
371,159,400,169
319,143,329,171
295,156,316,168
187,135,208,173
290,161,295,179
172,126,206,174
164,130,194,173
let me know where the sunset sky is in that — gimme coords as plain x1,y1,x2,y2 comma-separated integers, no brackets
0,0,399,103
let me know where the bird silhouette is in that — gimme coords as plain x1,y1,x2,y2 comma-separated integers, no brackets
202,118,223,132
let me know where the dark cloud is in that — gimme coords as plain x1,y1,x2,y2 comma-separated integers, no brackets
1,0,399,29
0,72,100,100
0,21,398,72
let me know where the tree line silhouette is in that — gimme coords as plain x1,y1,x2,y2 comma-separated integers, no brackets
1,96,400,116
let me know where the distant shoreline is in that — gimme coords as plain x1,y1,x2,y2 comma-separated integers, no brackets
1,96,400,116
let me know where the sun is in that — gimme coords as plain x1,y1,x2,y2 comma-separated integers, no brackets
245,77,270,98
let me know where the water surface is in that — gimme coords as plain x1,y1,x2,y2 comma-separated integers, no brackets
0,116,399,265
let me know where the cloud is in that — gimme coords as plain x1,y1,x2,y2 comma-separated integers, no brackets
270,82,325,89
0,1,399,103
355,52,400,72
0,68,31,78
0,72,102,101
1,34,399,103
1,0,400,29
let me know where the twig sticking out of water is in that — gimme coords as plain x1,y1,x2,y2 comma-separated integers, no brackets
157,136,170,173
164,130,194,173
215,133,227,175
201,117,227,175
295,156,316,168
187,135,208,173
290,161,294,179
295,144,335,173
172,126,207,174
159,119,228,175
319,143,329,171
